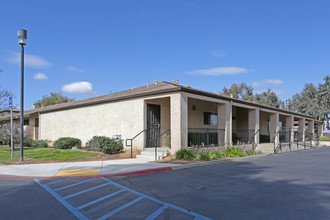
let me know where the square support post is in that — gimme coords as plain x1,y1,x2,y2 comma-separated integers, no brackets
170,93,188,155
248,109,259,145
298,118,305,142
270,112,279,145
286,115,294,143
217,102,231,147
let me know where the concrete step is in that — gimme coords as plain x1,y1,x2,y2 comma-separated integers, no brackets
136,154,163,161
143,147,170,152
136,147,170,161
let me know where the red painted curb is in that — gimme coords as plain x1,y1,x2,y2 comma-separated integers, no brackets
0,167,173,179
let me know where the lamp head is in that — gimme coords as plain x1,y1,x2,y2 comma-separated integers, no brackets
17,29,27,45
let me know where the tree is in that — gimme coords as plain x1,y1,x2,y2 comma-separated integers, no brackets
0,86,13,110
221,83,254,101
288,83,320,118
317,75,330,129
34,92,74,108
254,89,283,108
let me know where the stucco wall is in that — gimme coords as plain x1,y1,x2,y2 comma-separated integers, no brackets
260,111,270,131
40,98,144,148
188,98,218,129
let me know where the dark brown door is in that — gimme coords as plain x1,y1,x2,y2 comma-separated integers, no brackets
35,118,39,141
147,104,160,148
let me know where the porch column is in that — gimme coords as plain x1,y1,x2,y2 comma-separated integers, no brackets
298,118,305,142
270,112,279,144
217,102,231,147
248,109,259,145
286,115,294,142
317,123,323,138
170,93,188,154
308,120,314,143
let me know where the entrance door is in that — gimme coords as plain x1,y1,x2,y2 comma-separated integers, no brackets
35,118,39,141
146,104,161,148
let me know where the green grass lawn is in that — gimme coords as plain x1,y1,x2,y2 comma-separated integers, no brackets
319,136,330,141
0,147,102,164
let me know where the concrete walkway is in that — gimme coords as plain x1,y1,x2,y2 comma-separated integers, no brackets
0,158,182,178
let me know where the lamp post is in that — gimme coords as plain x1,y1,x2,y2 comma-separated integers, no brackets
286,100,290,111
17,29,27,162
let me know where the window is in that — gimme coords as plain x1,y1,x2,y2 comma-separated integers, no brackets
24,119,29,126
204,112,218,125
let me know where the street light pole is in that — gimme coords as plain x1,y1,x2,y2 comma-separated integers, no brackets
17,29,27,162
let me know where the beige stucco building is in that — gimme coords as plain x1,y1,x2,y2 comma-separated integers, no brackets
0,81,324,155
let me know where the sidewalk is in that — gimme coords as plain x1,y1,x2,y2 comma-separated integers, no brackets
0,158,182,178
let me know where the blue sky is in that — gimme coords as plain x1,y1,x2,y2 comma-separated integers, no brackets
0,0,329,110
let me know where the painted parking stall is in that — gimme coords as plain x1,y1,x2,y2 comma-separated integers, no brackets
34,177,211,220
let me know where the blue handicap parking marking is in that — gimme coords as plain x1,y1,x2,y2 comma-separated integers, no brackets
34,177,211,220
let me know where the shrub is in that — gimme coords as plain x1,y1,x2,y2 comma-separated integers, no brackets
245,150,257,156
210,151,222,159
33,140,49,148
86,136,123,154
53,137,81,149
175,149,195,160
225,147,245,157
197,152,211,161
23,138,36,147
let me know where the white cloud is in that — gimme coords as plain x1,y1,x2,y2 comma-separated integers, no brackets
185,67,248,76
6,52,51,68
67,65,84,72
33,72,48,80
252,79,284,87
62,81,95,94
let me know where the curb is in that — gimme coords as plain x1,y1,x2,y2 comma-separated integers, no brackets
171,153,272,171
0,167,173,179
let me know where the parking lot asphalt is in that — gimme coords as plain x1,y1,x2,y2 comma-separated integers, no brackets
1,146,330,219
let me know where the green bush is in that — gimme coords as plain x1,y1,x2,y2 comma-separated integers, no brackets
197,152,211,161
86,136,122,154
225,147,245,157
33,141,49,148
245,150,257,156
23,138,36,147
210,151,222,159
175,149,195,160
53,137,81,149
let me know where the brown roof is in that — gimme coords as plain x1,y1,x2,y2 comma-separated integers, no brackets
0,81,322,123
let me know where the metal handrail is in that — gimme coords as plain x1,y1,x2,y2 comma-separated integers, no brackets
126,130,146,158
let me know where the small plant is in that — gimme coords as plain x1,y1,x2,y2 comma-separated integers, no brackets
210,151,222,159
53,137,82,149
175,149,195,160
225,147,245,157
245,150,257,156
167,134,171,147
256,150,263,154
197,152,211,161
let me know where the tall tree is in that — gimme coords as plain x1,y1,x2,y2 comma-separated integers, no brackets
289,83,321,119
34,92,75,108
317,75,330,129
221,83,254,101
0,86,13,110
254,89,282,108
